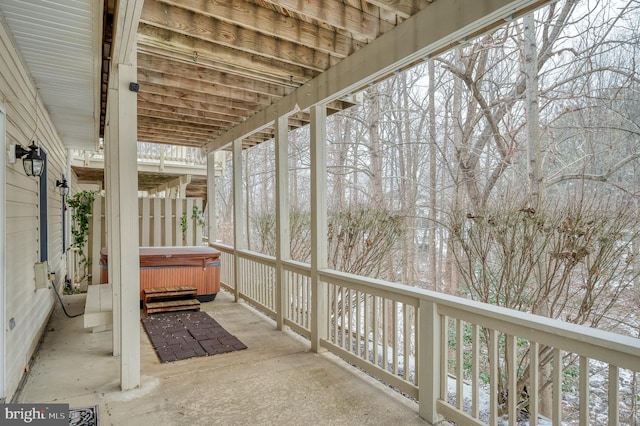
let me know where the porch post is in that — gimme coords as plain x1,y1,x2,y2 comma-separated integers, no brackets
107,55,141,391
206,152,217,245
104,98,120,357
310,104,328,353
0,104,7,400
232,138,244,301
274,114,290,330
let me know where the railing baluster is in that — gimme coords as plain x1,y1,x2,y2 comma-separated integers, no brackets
507,334,516,426
472,323,479,419
383,298,389,371
403,303,410,381
440,316,448,401
297,273,302,326
553,348,562,425
347,288,352,353
579,355,589,426
364,294,370,363
306,276,311,328
529,341,539,426
298,273,303,326
489,329,498,426
333,284,338,344
456,318,463,410
342,286,347,349
373,296,379,367
356,290,362,358
608,364,619,425
393,300,398,376
414,305,419,387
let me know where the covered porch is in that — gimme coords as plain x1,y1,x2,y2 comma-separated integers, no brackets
2,0,639,424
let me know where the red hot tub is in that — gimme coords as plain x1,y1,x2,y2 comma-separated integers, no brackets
99,246,221,302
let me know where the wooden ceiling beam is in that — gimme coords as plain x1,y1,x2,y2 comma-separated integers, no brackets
140,82,265,111
137,101,244,124
141,0,339,71
138,109,235,128
156,0,358,57
139,124,274,144
262,0,395,40
137,53,291,97
137,92,254,119
137,24,318,84
137,132,212,146
137,69,275,105
138,118,220,135
137,124,221,139
137,129,217,143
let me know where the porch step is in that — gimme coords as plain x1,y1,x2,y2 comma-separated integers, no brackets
143,286,200,314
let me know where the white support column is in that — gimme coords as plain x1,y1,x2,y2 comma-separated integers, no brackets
107,56,140,391
207,152,218,245
232,138,244,302
418,298,441,423
310,104,328,353
0,104,7,400
105,100,121,357
275,114,290,330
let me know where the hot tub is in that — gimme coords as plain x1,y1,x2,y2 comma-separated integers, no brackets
99,246,221,302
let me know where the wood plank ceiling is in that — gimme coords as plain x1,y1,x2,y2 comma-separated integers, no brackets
100,0,434,151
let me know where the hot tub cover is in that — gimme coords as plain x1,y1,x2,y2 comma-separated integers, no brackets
100,246,220,269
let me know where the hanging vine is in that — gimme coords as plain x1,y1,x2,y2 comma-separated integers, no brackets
67,190,96,264
181,205,206,245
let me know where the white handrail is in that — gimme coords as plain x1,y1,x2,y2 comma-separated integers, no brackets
219,246,640,425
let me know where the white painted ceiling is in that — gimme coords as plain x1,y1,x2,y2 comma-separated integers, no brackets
0,0,101,150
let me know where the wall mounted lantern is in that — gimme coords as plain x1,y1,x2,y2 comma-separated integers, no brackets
10,141,45,177
56,176,69,197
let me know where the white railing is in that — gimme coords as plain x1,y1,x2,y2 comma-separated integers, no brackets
283,260,312,338
137,142,206,166
215,244,235,291
210,243,640,425
237,249,277,318
72,142,210,168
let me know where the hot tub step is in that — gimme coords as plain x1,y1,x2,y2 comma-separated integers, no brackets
143,286,200,314
143,286,197,303
144,299,201,314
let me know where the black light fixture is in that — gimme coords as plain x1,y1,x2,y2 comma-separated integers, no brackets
14,141,45,177
56,176,69,197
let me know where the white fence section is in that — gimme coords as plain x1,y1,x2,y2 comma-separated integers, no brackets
210,242,640,426
81,196,205,284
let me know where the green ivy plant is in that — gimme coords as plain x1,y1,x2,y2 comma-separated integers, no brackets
67,190,96,265
180,205,206,245
180,212,188,244
192,205,206,232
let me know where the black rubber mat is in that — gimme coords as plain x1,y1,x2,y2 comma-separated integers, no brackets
142,311,247,363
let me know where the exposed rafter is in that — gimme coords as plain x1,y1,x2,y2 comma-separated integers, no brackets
94,0,555,155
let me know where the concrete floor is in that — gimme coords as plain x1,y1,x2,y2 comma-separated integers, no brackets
15,289,427,425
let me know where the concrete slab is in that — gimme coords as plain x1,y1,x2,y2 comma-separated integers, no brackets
15,290,427,425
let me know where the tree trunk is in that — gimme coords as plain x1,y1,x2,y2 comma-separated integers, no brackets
368,86,384,207
524,12,552,416
428,60,438,291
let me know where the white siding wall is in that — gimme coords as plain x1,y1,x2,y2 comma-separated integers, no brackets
1,16,69,400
